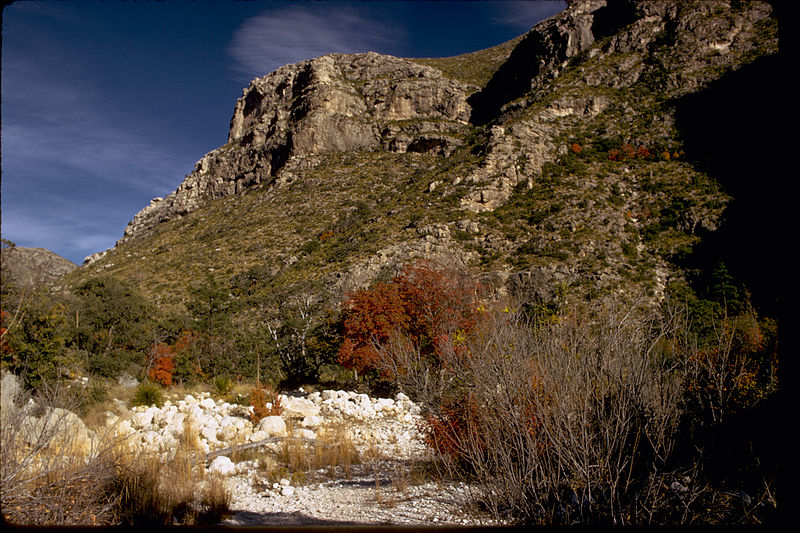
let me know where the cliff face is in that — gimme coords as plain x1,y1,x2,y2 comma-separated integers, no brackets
116,53,472,247
1,247,77,289
459,0,775,212
77,0,777,312
111,0,775,255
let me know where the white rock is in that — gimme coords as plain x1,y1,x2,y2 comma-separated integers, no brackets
130,408,155,429
281,486,295,496
201,425,219,443
208,455,236,475
249,430,268,442
257,415,287,436
321,390,338,401
282,396,321,418
396,392,410,402
199,397,216,409
308,391,322,404
294,428,316,440
301,415,323,428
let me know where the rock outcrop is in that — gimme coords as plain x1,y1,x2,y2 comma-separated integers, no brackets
115,53,472,248
1,246,77,287
459,0,776,212
109,0,775,255
79,0,776,314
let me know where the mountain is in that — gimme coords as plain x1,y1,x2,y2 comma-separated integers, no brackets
70,0,779,317
1,245,78,289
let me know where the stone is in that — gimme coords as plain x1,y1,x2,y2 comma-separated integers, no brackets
117,52,471,245
257,415,287,436
281,396,321,418
293,428,317,440
301,415,323,429
0,372,22,413
208,455,236,476
20,407,99,457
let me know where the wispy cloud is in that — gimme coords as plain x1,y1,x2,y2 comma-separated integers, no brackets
489,1,567,32
1,49,192,262
228,4,404,81
2,58,188,196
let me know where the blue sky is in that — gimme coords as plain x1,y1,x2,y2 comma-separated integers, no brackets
1,0,565,265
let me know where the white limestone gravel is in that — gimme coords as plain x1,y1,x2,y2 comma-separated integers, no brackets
112,387,504,526
221,461,496,526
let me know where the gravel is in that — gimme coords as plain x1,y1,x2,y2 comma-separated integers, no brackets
221,460,500,526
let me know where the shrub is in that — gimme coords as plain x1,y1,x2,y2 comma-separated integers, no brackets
418,301,690,524
148,342,176,387
213,376,234,396
337,260,485,394
249,384,283,423
131,382,163,408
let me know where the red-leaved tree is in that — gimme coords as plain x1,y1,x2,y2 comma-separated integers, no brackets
337,261,484,389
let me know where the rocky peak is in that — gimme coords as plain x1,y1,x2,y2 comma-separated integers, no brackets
114,52,472,249
1,246,77,288
458,0,775,212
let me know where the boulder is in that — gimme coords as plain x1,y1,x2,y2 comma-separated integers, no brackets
208,455,236,476
1,372,22,413
281,396,321,418
19,407,98,457
257,415,287,436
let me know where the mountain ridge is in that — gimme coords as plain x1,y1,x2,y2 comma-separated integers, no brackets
71,0,777,315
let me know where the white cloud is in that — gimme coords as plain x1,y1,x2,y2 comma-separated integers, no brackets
228,4,404,81
0,209,119,264
489,1,567,32
1,68,188,196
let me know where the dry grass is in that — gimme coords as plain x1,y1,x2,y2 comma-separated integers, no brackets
1,386,230,526
275,421,361,483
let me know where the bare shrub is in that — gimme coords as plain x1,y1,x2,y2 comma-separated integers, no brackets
1,379,118,525
419,298,688,525
1,375,230,526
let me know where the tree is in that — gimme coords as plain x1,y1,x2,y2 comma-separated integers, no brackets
186,273,232,336
337,261,484,392
72,275,158,377
263,284,336,384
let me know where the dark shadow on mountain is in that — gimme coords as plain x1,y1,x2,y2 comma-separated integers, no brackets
468,0,637,126
672,51,786,320
671,4,790,520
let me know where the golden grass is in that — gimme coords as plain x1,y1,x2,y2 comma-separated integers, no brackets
1,400,231,526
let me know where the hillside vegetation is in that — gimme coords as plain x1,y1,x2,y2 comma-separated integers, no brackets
2,0,784,526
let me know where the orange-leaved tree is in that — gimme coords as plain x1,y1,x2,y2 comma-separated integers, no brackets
148,342,176,387
337,261,484,390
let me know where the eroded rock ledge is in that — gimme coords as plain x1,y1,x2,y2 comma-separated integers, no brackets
113,52,472,252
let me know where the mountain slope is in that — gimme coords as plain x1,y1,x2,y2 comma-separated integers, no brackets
68,0,778,316
1,245,77,289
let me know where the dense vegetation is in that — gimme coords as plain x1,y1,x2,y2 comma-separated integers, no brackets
1,2,784,524
1,244,781,524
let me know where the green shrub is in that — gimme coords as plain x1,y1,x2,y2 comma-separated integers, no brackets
131,381,163,407
213,376,234,397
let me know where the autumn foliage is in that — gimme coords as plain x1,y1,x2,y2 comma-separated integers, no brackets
147,329,203,387
248,384,283,423
148,342,176,386
337,261,484,380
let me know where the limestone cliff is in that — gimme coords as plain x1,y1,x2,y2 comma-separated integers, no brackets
116,53,472,248
76,0,778,313
112,0,775,256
